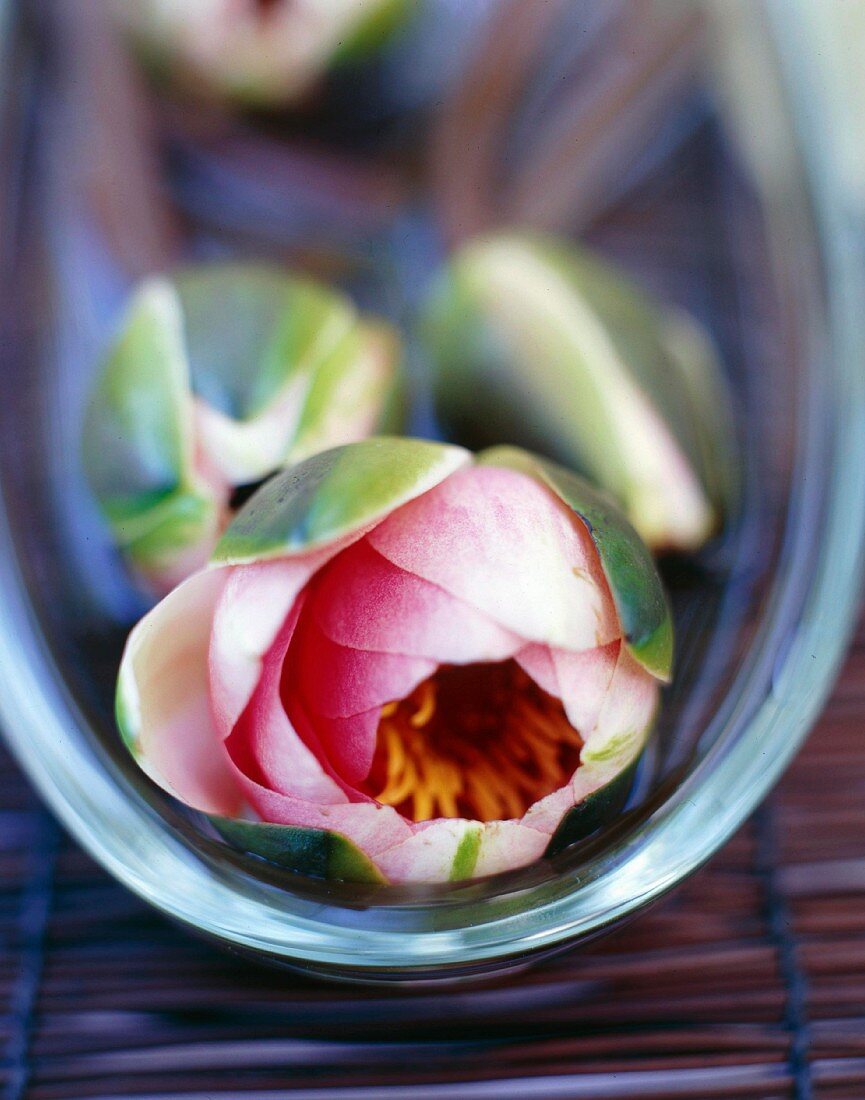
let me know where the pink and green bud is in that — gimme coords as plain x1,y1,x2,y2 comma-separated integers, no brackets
421,233,735,553
116,437,671,885
83,264,403,593
114,0,410,109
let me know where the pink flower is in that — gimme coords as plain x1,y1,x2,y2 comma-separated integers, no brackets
117,439,672,884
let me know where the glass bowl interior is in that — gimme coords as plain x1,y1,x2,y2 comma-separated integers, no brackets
0,0,863,982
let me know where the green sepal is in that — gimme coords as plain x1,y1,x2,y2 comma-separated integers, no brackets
102,485,217,568
478,446,673,680
115,674,138,757
330,0,411,65
532,237,732,510
287,322,404,464
210,816,386,884
82,279,221,578
213,436,469,564
173,264,356,422
82,279,191,509
84,265,406,584
545,757,641,858
422,233,735,550
658,308,740,520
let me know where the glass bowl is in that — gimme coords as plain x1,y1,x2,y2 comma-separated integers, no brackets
1,0,863,983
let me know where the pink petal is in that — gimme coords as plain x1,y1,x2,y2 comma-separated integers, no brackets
289,620,435,783
472,820,551,879
117,568,242,815
309,538,520,662
576,646,659,785
551,641,620,734
368,465,620,651
225,760,413,856
209,552,333,738
230,597,345,803
521,645,654,832
515,643,560,697
305,801,413,856
375,820,485,884
302,709,383,787
520,783,578,835
208,517,403,736
293,621,436,719
518,639,620,734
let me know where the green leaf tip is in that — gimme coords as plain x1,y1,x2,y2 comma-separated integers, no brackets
213,436,470,564
210,817,386,884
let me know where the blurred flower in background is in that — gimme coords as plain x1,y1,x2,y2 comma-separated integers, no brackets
420,232,734,553
113,0,411,109
83,265,403,594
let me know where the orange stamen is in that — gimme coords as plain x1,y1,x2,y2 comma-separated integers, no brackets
362,661,583,823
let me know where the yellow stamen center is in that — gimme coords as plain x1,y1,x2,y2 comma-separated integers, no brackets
361,661,583,823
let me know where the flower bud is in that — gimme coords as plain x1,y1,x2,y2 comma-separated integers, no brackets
116,437,671,884
83,264,403,593
421,233,735,553
114,0,409,108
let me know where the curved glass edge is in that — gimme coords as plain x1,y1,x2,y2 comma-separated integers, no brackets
0,0,864,978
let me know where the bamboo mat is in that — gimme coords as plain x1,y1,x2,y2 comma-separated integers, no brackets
1,619,863,1099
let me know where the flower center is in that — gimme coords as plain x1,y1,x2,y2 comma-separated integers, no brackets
361,660,583,823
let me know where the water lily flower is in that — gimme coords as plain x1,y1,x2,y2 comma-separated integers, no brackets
421,232,735,553
115,0,409,108
116,437,672,884
83,264,402,593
